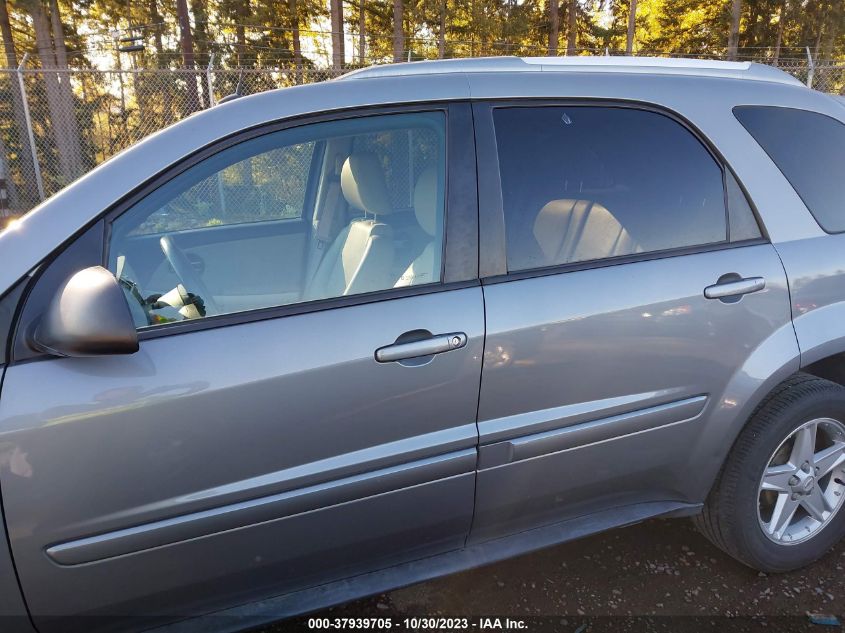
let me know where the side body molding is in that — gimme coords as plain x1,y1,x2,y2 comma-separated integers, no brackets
46,447,476,566
478,395,708,469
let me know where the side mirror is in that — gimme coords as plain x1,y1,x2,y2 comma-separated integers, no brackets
30,266,139,357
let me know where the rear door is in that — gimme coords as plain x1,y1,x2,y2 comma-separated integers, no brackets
469,102,793,541
0,104,481,631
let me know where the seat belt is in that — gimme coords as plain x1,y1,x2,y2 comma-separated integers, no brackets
317,180,343,243
305,177,345,285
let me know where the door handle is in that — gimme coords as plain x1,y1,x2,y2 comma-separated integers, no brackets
375,332,467,363
704,276,765,300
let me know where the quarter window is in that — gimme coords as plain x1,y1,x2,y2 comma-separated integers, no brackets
108,112,446,328
734,106,845,233
493,106,729,272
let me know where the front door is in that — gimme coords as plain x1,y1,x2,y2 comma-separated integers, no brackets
0,105,482,631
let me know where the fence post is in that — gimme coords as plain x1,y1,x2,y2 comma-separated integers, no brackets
806,46,815,89
16,54,45,202
206,53,216,108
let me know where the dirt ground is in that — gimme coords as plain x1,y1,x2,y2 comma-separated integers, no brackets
265,518,845,633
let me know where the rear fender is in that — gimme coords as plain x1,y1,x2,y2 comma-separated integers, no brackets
684,321,800,501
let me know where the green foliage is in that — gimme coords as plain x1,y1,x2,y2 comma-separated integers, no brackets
1,0,843,70
0,0,843,212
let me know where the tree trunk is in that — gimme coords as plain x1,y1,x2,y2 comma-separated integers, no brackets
811,1,825,63
48,0,67,67
438,0,446,58
820,3,838,61
548,0,559,56
727,0,741,60
48,0,83,179
772,0,786,63
175,0,200,113
357,0,365,65
0,136,17,214
148,0,164,64
0,0,15,68
229,0,247,65
176,0,196,69
27,0,82,187
330,0,345,71
289,0,303,80
626,0,637,54
0,0,34,206
235,25,245,64
746,2,760,49
566,0,576,55
392,0,403,62
190,0,210,107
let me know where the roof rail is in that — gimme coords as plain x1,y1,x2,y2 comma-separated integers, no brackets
339,56,804,87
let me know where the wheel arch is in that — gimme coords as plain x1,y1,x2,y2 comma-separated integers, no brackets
802,351,845,389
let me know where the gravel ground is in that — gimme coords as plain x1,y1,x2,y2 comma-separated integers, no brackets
263,518,845,633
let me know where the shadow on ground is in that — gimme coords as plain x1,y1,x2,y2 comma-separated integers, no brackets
263,518,845,632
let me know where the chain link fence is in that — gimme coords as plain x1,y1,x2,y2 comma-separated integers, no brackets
0,57,843,218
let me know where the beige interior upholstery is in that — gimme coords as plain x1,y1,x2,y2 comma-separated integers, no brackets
395,166,441,288
340,152,393,217
533,199,640,266
306,153,395,300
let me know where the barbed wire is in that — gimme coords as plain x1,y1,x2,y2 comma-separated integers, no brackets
7,47,844,72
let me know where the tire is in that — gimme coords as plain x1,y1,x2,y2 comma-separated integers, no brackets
695,373,845,572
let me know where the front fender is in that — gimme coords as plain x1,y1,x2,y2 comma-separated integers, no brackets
0,372,37,633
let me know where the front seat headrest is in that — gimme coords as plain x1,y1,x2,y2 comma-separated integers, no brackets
413,166,438,237
341,153,393,216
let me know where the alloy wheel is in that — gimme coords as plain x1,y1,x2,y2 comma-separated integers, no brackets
758,417,845,545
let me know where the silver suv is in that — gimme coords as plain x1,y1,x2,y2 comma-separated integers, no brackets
1,56,845,633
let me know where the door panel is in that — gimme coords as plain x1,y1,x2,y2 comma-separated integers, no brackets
470,245,791,541
0,287,483,629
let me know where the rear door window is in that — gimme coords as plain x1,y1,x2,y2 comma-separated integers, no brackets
492,106,732,272
734,106,845,233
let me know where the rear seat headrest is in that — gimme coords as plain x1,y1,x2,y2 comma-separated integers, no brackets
533,199,638,264
341,153,393,216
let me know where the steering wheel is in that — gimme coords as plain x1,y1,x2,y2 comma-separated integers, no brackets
159,235,220,316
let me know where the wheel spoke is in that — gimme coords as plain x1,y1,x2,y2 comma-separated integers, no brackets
790,423,817,467
761,463,794,492
813,441,845,478
801,487,830,522
759,418,845,544
767,492,800,539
